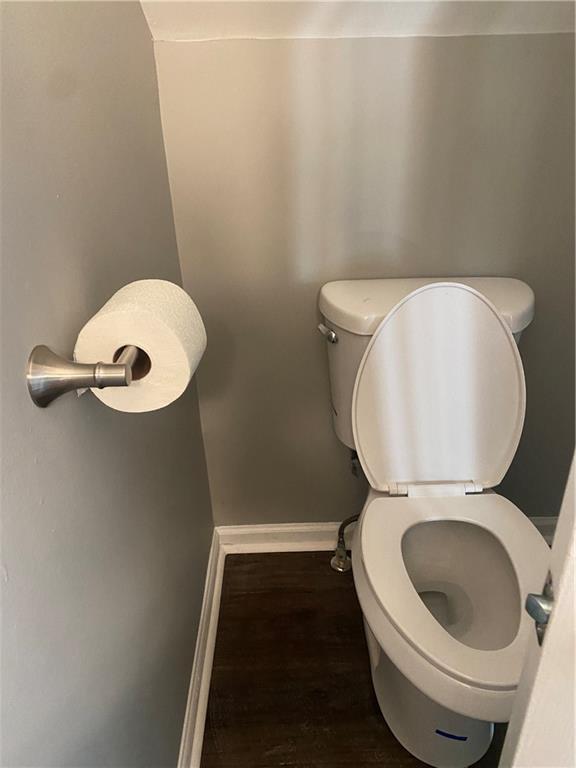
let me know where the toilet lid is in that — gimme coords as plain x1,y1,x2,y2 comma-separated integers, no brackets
352,283,525,491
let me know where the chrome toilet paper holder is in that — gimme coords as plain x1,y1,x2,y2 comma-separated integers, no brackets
26,344,145,408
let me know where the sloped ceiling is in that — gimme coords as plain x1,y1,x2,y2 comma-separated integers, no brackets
141,1,574,42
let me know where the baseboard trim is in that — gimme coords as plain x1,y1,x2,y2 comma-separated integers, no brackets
177,514,557,766
177,529,226,768
528,515,558,546
217,521,345,553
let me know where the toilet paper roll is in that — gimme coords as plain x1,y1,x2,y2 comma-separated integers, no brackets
74,279,206,413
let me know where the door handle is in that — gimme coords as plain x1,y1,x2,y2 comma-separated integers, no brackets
525,571,554,646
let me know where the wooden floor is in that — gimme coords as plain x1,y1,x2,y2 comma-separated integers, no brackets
201,552,506,768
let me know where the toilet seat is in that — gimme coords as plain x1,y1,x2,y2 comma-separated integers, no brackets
360,493,549,692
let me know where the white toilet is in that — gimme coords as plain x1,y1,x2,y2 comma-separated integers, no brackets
318,278,550,768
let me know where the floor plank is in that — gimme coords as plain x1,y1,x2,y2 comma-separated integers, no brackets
201,552,505,768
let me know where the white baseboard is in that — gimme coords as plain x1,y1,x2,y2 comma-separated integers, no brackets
528,516,558,546
217,521,348,553
177,530,226,768
177,514,557,767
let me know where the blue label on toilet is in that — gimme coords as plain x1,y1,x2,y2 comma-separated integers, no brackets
435,729,468,741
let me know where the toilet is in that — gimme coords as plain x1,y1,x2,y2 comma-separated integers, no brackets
318,278,550,768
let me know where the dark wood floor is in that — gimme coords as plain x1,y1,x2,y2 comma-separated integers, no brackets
201,552,505,768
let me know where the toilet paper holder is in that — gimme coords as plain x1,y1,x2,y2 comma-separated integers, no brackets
27,344,145,408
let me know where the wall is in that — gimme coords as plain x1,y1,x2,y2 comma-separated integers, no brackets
154,25,574,526
1,3,213,766
142,0,574,40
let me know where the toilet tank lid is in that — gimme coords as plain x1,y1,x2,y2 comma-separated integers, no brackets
319,277,534,336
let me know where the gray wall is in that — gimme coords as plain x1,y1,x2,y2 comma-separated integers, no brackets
1,3,213,765
156,32,574,526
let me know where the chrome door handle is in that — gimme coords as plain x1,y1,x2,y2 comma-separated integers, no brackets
525,571,554,646
318,324,338,344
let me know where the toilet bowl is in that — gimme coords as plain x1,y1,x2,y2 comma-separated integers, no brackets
352,492,549,766
323,281,550,767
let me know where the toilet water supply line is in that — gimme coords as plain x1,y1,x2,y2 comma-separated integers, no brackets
330,514,359,573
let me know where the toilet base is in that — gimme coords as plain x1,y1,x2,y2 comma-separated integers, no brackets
363,620,494,768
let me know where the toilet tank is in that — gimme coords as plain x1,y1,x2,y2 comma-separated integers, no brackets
318,277,535,449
